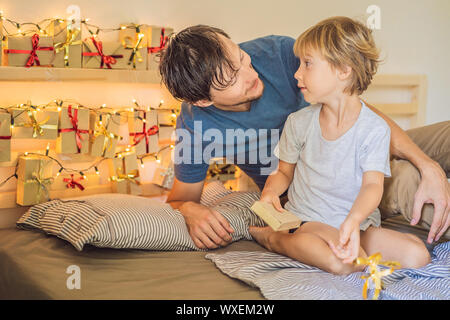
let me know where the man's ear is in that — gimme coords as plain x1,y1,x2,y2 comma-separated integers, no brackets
337,65,352,81
193,99,214,107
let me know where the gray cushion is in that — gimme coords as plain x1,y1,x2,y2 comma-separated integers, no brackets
16,181,265,251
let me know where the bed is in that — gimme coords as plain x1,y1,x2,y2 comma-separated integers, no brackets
0,204,440,300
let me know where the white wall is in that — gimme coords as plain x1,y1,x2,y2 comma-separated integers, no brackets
1,0,449,124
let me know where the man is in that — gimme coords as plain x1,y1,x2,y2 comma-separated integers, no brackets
159,25,449,250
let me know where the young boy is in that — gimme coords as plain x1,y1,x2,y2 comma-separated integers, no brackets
249,16,431,275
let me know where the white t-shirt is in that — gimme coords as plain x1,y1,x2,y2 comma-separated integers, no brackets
274,101,391,230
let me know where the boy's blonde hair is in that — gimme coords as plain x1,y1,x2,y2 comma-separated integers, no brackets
294,16,380,95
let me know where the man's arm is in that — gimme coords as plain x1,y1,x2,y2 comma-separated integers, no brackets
364,101,450,243
167,177,235,249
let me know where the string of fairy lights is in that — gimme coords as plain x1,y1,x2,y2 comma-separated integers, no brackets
0,98,179,189
0,11,152,40
0,11,177,194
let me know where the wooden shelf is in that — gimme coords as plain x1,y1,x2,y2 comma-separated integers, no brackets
0,66,162,83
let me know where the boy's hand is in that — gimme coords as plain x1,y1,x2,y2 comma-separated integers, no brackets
329,217,361,264
260,189,284,212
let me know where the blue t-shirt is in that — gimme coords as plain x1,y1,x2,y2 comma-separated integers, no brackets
173,35,309,190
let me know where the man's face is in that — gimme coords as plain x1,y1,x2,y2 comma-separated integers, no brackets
196,34,265,111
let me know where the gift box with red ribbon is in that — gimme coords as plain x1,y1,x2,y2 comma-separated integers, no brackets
128,110,159,155
145,26,173,71
56,105,91,154
82,36,128,69
0,112,11,162
4,33,54,67
46,20,82,68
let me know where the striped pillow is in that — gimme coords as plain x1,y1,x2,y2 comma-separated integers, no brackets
16,182,265,251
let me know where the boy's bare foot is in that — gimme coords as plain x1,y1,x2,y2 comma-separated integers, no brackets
249,226,277,251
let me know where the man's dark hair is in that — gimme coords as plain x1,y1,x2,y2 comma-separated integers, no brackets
159,25,239,104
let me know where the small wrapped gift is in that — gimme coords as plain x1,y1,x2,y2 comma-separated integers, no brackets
10,107,59,139
0,112,11,162
5,33,54,67
158,125,175,144
109,151,142,195
146,26,173,70
46,20,82,68
16,154,54,206
56,105,90,154
121,34,147,70
128,110,159,155
90,111,122,158
157,109,177,126
82,37,127,69
152,161,174,189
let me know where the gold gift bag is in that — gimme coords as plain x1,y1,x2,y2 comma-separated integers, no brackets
109,152,142,195
5,34,54,67
90,111,122,158
16,155,54,206
128,110,159,155
82,37,128,69
145,26,173,70
0,112,11,162
10,107,59,139
47,19,82,68
56,105,90,154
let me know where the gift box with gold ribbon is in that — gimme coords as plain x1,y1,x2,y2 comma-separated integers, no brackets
145,26,173,71
10,107,59,139
82,36,128,69
56,105,90,154
109,151,141,195
128,110,159,155
0,112,11,162
16,154,54,206
46,20,82,68
119,24,148,70
89,110,122,158
4,34,54,67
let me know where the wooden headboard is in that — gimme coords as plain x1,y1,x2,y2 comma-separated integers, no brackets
363,74,428,129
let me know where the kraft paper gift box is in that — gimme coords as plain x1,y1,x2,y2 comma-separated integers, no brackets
16,155,54,206
152,160,174,189
46,20,82,68
157,109,177,126
118,25,148,70
0,20,3,66
119,23,149,47
56,106,90,154
10,107,59,139
82,37,128,69
5,34,54,67
128,110,159,155
0,112,11,162
146,26,173,71
89,111,122,158
109,152,142,195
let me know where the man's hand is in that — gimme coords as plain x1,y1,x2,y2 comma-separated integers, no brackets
411,161,450,243
179,201,234,249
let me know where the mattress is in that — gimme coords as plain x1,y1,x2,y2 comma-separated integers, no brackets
0,228,265,300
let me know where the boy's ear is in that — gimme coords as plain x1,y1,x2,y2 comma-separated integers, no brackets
337,65,352,81
193,99,214,107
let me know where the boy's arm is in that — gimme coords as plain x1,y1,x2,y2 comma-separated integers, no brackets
260,160,296,211
364,101,449,243
330,171,384,263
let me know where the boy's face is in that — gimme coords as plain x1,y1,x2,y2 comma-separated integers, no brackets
195,34,265,111
294,48,341,104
